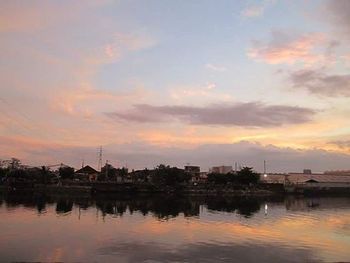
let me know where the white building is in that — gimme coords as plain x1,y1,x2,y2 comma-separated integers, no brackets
210,166,232,174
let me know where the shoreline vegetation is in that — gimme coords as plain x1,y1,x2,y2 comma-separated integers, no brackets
0,183,280,197
0,159,349,197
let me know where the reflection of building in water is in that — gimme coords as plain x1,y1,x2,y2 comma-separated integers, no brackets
285,196,350,211
210,166,232,174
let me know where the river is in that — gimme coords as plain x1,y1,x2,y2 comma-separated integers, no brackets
0,193,349,262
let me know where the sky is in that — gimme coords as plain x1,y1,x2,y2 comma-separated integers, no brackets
1,0,350,172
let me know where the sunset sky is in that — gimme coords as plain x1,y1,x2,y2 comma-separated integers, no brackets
1,0,350,172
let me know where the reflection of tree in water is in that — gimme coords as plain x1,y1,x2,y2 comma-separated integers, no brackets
147,196,200,219
206,197,261,218
35,195,46,213
93,196,260,219
95,199,128,217
74,197,93,210
0,194,261,219
1,192,54,214
56,198,73,214
236,198,261,217
0,193,90,214
94,195,200,219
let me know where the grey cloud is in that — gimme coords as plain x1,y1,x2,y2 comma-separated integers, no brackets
105,103,315,127
11,141,350,173
328,140,350,149
289,69,350,96
326,0,350,36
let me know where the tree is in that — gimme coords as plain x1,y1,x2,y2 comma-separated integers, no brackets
207,167,260,185
207,173,228,184
151,164,191,186
100,164,111,181
0,158,21,170
236,167,260,185
26,167,43,182
59,166,75,180
117,167,128,182
9,158,21,169
0,167,9,183
7,168,28,181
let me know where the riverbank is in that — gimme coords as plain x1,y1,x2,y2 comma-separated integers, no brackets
1,181,349,197
0,182,281,196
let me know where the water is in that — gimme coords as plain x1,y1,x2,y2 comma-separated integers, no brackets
0,193,349,262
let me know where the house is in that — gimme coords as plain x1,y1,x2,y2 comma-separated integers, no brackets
75,165,99,181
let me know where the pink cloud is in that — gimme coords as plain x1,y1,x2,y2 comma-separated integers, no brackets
248,31,327,65
51,85,150,117
0,1,113,33
205,63,227,72
240,0,276,18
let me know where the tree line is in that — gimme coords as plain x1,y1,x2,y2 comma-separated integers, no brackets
1,158,261,186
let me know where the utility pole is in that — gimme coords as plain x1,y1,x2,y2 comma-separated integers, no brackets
97,146,103,172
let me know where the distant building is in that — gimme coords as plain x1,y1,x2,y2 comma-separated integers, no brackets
260,173,288,184
184,165,200,182
303,169,312,174
210,166,232,174
324,170,350,176
75,165,99,181
262,173,350,188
